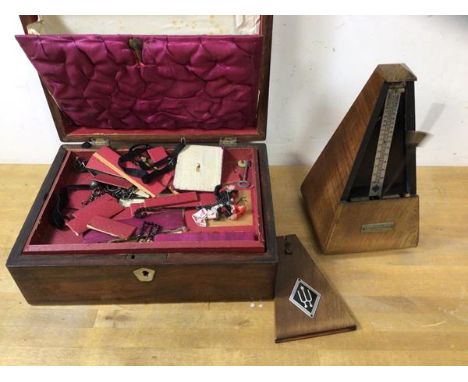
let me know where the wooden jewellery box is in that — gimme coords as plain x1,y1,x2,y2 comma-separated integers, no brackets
7,15,277,305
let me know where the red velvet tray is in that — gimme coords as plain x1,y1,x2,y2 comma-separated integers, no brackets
24,146,265,254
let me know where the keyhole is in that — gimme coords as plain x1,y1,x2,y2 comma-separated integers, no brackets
196,163,201,172
133,268,155,282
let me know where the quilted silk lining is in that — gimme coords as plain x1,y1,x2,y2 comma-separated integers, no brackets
16,34,263,131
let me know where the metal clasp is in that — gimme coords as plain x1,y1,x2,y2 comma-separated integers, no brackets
128,38,143,66
219,136,237,146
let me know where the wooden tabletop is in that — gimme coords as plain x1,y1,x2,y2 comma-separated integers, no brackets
1,165,467,365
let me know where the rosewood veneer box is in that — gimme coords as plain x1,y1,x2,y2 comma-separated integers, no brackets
7,15,278,304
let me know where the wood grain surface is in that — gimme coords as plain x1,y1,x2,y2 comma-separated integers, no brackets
1,164,468,365
301,64,387,249
325,196,419,253
275,235,356,342
301,64,418,253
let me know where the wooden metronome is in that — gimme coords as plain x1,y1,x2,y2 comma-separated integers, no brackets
301,64,425,254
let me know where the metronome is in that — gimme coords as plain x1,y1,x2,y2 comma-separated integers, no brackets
301,64,427,254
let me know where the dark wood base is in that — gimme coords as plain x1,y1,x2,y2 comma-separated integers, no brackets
9,262,277,305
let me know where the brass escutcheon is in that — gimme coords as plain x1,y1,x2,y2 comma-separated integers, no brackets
133,268,156,282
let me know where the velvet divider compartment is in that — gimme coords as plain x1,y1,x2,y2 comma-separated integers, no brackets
24,146,265,255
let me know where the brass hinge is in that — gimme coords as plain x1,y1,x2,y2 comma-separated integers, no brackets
88,137,110,147
219,137,237,146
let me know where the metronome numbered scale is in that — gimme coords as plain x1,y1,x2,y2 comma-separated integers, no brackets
301,64,427,254
369,83,406,198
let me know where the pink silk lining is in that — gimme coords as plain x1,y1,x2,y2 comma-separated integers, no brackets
16,34,263,131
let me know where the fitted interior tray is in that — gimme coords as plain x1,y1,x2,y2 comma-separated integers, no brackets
22,143,269,255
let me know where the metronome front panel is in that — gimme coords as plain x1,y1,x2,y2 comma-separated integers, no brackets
325,196,419,254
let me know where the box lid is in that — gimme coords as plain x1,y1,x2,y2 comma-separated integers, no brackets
17,15,273,143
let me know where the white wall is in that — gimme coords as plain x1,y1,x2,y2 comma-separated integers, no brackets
1,16,467,165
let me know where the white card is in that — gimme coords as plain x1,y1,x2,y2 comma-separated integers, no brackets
173,145,224,192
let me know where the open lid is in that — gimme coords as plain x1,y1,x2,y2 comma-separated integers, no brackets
17,15,273,143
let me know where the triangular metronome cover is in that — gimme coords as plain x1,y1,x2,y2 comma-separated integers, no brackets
275,235,357,343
